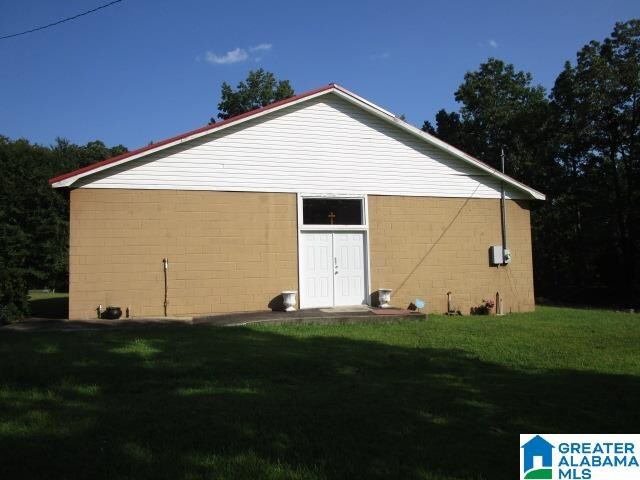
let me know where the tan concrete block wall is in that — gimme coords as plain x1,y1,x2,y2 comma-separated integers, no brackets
368,196,535,314
69,189,298,319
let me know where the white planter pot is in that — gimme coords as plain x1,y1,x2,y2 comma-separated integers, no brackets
282,291,297,312
378,288,392,308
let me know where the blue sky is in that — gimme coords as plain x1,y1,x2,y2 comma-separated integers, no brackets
1,0,638,149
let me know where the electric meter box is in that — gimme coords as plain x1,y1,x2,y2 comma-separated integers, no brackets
490,246,512,265
490,245,504,265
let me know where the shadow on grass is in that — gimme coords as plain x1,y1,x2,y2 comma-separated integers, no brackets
0,326,638,480
28,295,69,319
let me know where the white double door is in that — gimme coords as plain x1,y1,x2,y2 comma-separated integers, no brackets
300,231,367,308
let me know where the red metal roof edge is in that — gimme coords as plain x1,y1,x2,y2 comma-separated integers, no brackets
49,83,337,185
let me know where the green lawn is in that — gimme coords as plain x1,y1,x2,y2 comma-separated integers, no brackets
1,306,639,479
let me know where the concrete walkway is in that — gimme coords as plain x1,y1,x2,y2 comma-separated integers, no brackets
1,307,426,332
193,306,425,327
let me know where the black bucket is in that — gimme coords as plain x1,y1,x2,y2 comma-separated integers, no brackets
102,306,122,320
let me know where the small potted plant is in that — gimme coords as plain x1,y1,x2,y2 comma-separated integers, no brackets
472,299,496,315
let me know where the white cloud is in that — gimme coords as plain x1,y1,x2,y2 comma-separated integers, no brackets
204,47,249,64
201,44,273,65
488,39,498,48
250,43,272,52
370,51,390,60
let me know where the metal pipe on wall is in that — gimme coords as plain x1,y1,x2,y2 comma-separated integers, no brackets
163,258,169,316
500,147,508,252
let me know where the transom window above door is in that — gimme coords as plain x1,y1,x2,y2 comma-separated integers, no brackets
302,198,364,225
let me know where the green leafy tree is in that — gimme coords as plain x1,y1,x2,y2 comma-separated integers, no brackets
549,19,640,301
214,69,295,121
422,110,477,155
0,138,30,322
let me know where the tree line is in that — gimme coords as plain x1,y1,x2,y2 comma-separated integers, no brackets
1,20,638,322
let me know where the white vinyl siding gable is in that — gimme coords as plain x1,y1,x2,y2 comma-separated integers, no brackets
75,93,524,199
